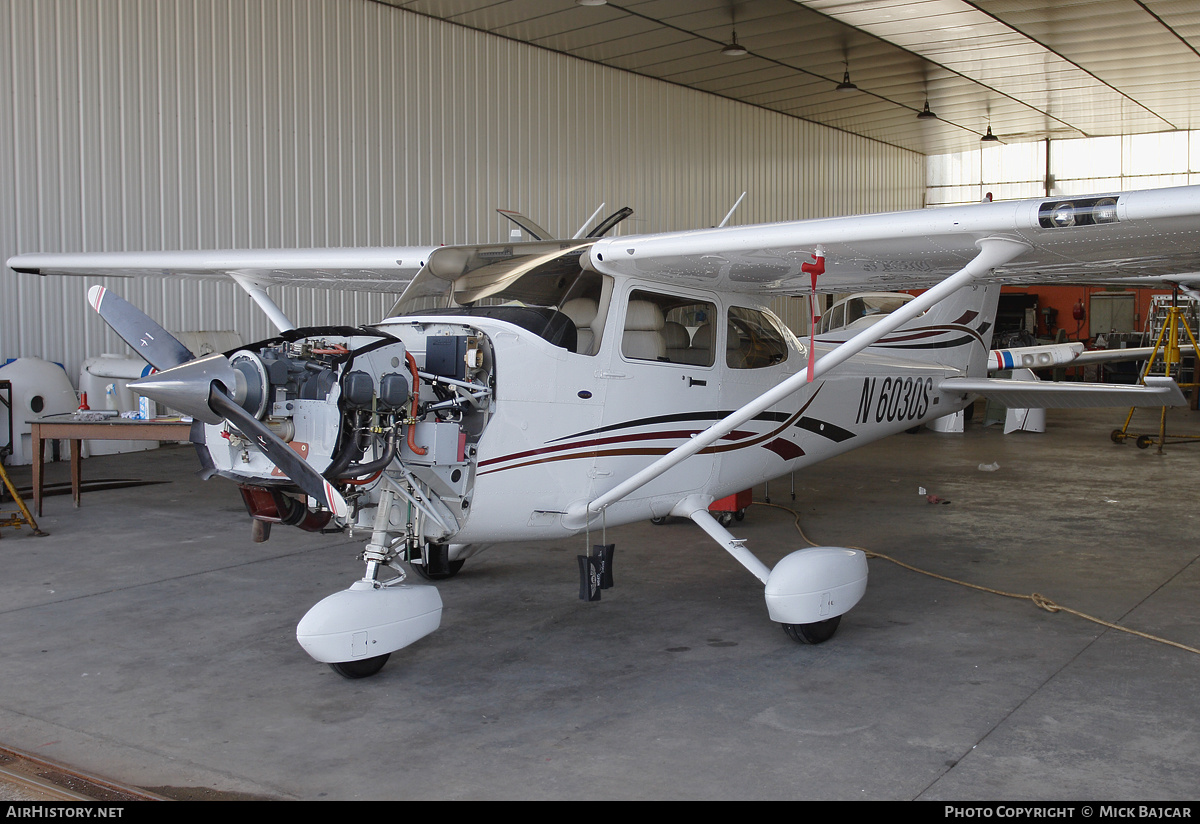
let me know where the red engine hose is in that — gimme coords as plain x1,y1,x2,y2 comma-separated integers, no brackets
405,351,427,456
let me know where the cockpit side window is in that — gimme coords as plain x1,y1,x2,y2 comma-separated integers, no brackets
621,290,717,366
827,302,846,333
559,275,611,355
819,293,915,334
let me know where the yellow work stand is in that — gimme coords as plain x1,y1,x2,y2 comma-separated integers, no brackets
0,461,47,538
1111,304,1200,453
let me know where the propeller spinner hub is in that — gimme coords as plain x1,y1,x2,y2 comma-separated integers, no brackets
130,352,245,425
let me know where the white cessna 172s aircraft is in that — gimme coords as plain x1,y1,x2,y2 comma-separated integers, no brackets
8,185,1200,678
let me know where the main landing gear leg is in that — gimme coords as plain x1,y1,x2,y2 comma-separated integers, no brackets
683,500,867,645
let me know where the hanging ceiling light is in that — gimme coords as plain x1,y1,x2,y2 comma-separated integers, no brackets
836,66,858,92
722,29,747,56
981,125,1000,142
916,99,937,119
576,0,607,5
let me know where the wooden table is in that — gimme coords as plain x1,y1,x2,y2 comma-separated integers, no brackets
29,417,195,515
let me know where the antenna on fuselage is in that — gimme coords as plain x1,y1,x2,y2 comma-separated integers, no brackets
717,192,747,228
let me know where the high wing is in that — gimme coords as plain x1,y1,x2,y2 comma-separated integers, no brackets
7,247,438,293
8,246,441,332
13,186,1199,299
586,186,1200,294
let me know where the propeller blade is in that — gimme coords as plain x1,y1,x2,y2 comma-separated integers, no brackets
208,387,349,519
88,285,194,371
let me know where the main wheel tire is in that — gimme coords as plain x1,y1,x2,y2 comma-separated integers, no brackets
650,516,668,525
782,615,841,645
412,543,465,580
413,559,465,580
329,653,390,679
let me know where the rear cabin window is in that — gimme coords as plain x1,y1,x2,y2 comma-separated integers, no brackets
728,306,791,369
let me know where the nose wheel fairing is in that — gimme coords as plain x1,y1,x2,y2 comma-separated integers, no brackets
296,581,444,667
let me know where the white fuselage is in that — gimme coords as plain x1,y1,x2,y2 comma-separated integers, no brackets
197,273,992,553
380,280,976,544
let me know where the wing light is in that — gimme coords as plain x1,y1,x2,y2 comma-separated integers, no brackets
1038,196,1120,229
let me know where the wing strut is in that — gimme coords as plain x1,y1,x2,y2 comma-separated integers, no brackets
565,237,1030,527
230,272,295,332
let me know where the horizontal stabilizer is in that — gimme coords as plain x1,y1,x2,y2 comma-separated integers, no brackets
1069,345,1195,366
988,342,1196,372
940,376,1186,409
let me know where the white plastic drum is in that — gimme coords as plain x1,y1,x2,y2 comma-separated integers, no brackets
0,358,80,466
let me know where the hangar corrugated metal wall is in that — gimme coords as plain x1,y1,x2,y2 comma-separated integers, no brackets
0,0,924,380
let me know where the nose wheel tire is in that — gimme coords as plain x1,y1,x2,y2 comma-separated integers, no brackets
782,615,841,645
329,653,390,679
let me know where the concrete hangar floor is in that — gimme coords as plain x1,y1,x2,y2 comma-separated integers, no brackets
0,405,1197,801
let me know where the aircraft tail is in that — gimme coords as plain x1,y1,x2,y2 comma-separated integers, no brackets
864,283,1000,376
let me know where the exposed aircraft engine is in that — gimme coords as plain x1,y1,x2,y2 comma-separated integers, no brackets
199,333,404,486
85,284,498,675
183,325,495,554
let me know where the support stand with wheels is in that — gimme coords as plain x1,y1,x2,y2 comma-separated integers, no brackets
1111,294,1200,454
0,462,48,538
708,488,751,526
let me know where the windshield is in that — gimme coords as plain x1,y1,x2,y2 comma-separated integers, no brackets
387,241,608,353
390,241,596,315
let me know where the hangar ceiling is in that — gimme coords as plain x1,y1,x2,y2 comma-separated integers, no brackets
379,0,1200,156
